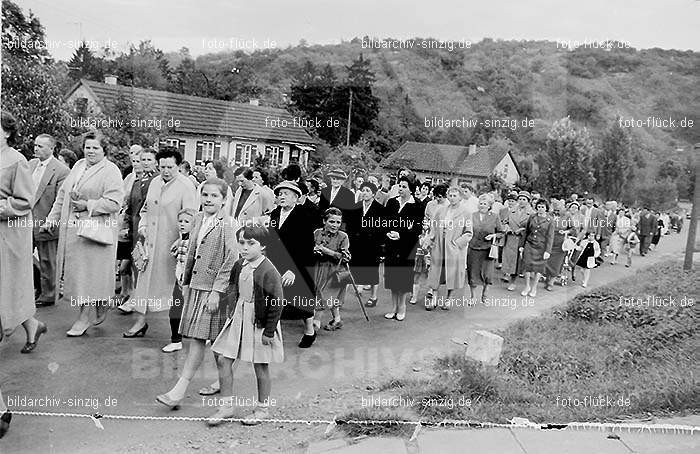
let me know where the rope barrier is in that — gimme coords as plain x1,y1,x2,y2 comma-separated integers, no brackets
8,410,698,435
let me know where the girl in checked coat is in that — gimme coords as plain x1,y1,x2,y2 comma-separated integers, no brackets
157,178,238,409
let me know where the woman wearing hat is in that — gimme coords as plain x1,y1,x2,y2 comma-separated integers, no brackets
501,190,533,291
267,181,318,348
518,198,554,297
383,175,422,321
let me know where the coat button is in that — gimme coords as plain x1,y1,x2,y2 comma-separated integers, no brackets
197,255,201,259
193,271,197,274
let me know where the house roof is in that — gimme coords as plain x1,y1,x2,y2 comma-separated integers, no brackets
67,79,315,145
380,141,517,178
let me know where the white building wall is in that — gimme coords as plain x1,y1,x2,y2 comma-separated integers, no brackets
494,154,519,185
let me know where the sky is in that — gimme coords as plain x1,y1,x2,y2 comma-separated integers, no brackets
15,0,700,61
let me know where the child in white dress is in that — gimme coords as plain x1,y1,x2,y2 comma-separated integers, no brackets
207,224,284,426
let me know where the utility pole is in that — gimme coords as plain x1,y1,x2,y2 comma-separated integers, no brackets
346,87,353,147
683,143,699,270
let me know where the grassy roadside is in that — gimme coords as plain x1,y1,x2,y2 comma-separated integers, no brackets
341,261,699,436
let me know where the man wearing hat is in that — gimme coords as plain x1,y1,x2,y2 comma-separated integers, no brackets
320,168,356,217
267,180,318,348
501,190,533,290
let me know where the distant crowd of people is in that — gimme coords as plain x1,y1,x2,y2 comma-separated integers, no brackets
0,109,683,431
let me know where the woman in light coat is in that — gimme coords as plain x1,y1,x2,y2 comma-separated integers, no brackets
44,130,124,336
0,110,47,352
123,148,198,337
424,186,473,310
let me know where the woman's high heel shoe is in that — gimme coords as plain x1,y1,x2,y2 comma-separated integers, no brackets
21,322,47,353
66,322,89,337
155,393,181,410
123,323,148,338
0,411,11,439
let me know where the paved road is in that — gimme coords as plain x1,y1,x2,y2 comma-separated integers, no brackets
0,230,692,453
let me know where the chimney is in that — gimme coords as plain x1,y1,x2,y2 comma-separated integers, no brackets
468,144,477,155
104,75,117,85
249,99,259,106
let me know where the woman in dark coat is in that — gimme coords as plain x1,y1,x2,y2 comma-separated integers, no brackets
267,181,318,348
519,199,554,298
348,181,385,306
383,176,422,321
544,200,573,290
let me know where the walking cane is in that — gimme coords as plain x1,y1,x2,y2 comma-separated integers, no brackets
343,262,370,322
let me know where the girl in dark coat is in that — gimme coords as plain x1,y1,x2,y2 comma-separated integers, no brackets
267,181,318,348
383,176,423,321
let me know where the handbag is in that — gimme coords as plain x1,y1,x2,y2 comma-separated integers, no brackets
488,239,499,259
329,257,353,287
586,256,596,269
77,216,114,245
132,240,149,272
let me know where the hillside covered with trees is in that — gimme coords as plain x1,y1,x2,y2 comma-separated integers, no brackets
2,0,697,207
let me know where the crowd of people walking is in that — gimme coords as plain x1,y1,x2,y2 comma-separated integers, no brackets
0,111,683,433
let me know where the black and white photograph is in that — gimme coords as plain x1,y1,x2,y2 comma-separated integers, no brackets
0,0,698,452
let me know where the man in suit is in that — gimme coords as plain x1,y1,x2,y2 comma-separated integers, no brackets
30,134,69,307
230,166,275,227
638,207,657,256
319,168,356,214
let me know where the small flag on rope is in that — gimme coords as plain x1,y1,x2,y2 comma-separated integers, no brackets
325,418,337,435
410,423,422,442
90,413,104,430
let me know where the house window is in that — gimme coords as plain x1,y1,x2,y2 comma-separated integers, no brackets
265,145,282,166
290,149,299,164
160,138,186,158
75,97,88,117
234,143,254,166
196,140,221,164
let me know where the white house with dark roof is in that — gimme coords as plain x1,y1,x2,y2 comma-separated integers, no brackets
379,141,520,186
65,77,316,168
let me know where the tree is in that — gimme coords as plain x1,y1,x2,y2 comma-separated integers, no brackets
340,54,380,145
1,0,50,62
67,41,105,82
1,1,68,157
595,120,633,200
1,57,70,157
537,117,596,197
113,40,171,89
636,179,678,211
